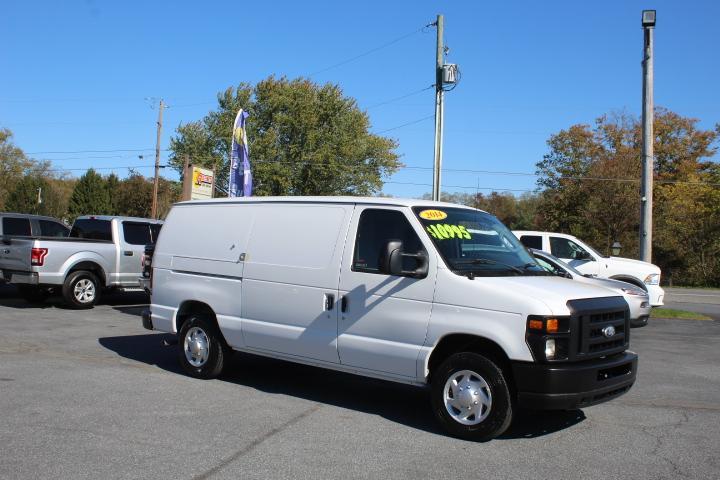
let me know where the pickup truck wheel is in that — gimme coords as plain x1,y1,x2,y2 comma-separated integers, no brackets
18,286,51,304
62,271,100,309
431,352,513,441
178,315,229,379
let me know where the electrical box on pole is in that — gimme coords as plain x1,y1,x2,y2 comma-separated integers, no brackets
442,64,458,84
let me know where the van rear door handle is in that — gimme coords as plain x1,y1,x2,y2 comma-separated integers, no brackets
123,251,134,256
324,294,335,311
341,296,348,313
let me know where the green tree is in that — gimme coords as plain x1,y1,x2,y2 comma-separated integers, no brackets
68,169,111,219
114,172,152,217
106,173,120,215
7,175,45,214
169,76,401,196
0,128,34,209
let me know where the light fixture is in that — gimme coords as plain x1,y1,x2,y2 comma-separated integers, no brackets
642,10,656,28
611,241,622,256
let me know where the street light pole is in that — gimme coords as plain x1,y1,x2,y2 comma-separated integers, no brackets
639,10,655,262
432,14,444,201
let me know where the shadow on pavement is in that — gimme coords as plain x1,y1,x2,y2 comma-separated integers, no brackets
499,409,585,439
99,332,586,440
0,283,148,310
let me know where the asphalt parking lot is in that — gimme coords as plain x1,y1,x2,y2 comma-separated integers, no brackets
0,286,719,480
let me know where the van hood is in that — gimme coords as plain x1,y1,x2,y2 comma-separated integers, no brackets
608,256,660,273
436,270,626,317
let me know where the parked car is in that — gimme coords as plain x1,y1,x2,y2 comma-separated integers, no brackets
513,230,664,307
0,215,163,307
0,213,69,238
531,249,651,328
143,197,638,441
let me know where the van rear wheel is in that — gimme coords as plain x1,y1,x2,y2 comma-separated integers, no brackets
431,352,513,441
178,315,229,379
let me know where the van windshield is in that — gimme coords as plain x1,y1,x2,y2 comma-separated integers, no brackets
413,207,547,277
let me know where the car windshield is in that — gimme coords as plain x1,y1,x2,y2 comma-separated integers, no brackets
413,206,547,277
534,250,584,276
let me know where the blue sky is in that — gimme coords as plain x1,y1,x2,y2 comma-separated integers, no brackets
1,0,718,198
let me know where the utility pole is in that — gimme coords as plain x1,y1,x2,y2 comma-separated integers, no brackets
639,11,656,262
182,154,192,201
432,14,444,201
151,99,164,219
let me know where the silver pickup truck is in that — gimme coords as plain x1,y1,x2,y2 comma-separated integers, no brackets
0,215,163,308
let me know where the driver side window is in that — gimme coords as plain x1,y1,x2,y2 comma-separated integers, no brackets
352,209,424,274
550,236,590,260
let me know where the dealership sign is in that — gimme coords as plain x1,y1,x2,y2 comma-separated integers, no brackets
191,167,214,200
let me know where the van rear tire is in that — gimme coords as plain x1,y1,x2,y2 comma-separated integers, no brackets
431,352,513,441
178,315,229,379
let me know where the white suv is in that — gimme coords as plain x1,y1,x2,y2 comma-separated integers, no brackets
513,231,664,306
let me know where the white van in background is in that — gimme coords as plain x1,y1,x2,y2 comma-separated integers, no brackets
143,197,638,441
513,231,664,307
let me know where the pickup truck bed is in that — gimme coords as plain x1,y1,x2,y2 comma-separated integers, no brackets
0,215,162,308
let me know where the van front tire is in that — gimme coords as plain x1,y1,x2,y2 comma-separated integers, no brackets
431,352,513,441
178,315,229,379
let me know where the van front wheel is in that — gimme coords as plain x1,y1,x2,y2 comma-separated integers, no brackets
178,315,229,379
431,352,513,441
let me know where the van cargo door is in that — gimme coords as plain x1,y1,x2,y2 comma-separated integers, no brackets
240,203,353,363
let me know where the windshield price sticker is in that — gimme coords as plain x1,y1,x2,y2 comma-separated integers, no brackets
426,224,472,240
419,209,448,221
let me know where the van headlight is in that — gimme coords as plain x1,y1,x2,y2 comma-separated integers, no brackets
544,339,557,359
644,273,660,285
526,316,570,362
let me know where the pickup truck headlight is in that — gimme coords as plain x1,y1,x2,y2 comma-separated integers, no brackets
621,287,648,297
644,273,660,285
526,316,570,362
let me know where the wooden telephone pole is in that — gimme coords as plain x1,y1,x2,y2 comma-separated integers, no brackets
151,99,164,219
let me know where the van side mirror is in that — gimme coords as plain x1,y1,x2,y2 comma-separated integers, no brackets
379,240,429,279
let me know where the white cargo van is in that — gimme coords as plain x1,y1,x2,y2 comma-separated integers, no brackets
143,197,638,440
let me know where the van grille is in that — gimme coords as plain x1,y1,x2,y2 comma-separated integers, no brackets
567,297,630,361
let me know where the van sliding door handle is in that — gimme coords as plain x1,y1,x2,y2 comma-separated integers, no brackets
123,251,134,256
324,294,335,311
341,296,348,313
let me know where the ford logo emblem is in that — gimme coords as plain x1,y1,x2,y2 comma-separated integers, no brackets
602,326,616,338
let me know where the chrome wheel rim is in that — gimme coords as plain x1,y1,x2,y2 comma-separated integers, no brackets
443,369,492,425
184,327,210,367
73,278,96,303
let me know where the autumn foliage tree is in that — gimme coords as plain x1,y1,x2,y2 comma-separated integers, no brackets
534,108,719,286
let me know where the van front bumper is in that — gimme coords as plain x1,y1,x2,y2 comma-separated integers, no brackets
511,351,637,410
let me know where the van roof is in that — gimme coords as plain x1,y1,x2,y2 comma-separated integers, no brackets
175,196,485,212
75,215,164,223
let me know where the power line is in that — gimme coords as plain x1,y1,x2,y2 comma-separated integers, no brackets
375,114,435,134
26,148,158,155
366,86,434,110
308,24,430,77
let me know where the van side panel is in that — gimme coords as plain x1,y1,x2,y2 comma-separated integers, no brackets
240,204,353,363
150,204,256,344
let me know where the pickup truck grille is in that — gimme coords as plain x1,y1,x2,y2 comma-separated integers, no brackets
567,297,630,361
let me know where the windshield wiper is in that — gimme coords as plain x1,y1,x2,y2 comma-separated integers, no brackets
453,258,524,274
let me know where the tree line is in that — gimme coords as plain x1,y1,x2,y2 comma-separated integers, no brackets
0,129,179,221
432,110,719,287
2,76,718,286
